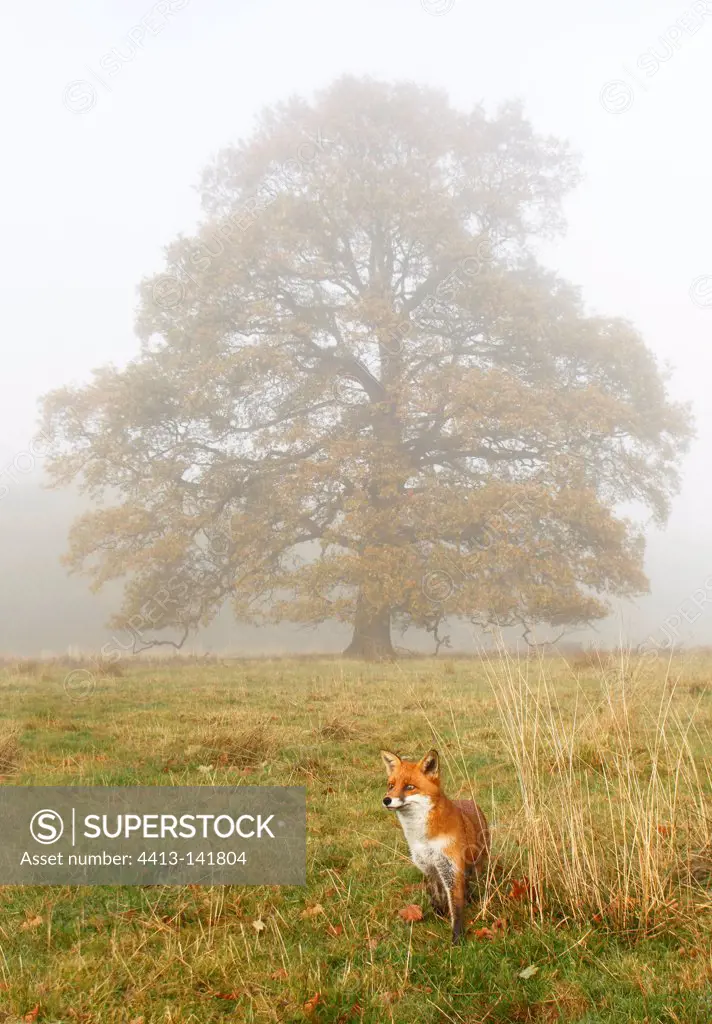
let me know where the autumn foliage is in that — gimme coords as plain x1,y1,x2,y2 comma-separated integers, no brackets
41,77,691,657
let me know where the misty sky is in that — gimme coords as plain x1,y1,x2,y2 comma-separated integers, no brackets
3,0,712,648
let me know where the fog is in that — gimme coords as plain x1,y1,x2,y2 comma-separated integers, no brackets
3,0,712,656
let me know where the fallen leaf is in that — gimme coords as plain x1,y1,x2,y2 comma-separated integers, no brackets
509,879,530,901
300,904,324,918
327,923,344,937
473,926,495,941
270,968,289,980
380,991,401,1003
212,991,241,999
20,916,43,931
397,904,424,922
24,1006,40,1023
303,992,321,1014
492,917,507,932
657,824,672,837
519,965,539,980
252,918,266,933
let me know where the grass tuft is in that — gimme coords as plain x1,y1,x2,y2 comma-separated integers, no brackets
14,659,41,676
319,718,354,740
201,722,276,768
0,728,21,775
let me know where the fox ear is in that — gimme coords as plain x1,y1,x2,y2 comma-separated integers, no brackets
419,749,439,778
380,750,401,775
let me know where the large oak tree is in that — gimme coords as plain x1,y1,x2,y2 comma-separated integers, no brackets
42,77,691,658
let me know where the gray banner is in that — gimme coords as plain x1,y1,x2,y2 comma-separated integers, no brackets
0,786,305,885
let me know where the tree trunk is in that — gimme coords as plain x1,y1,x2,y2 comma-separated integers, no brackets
343,600,394,660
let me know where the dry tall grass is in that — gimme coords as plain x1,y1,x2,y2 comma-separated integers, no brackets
0,727,21,775
483,651,712,930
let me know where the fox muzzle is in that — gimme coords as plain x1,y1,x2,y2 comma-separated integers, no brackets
382,796,404,809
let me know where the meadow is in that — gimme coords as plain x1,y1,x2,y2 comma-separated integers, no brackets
1,651,712,1023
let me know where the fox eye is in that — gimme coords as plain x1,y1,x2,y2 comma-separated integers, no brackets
387,782,394,790
404,784,415,791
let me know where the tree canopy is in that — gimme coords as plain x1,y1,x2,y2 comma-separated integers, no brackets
42,77,692,658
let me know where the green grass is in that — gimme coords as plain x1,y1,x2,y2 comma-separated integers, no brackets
1,654,712,1022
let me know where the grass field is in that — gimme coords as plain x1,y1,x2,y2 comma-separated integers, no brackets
2,652,712,1023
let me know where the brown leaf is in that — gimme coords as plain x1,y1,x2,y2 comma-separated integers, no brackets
492,917,508,931
473,926,495,941
24,1006,40,1023
397,904,424,922
509,878,530,901
300,903,324,918
303,992,321,1014
327,923,344,937
270,967,289,980
380,991,402,1004
20,915,43,931
212,991,241,1000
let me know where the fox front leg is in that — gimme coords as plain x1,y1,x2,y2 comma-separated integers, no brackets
434,856,466,944
425,869,448,917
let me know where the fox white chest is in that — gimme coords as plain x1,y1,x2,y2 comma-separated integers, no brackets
396,796,448,873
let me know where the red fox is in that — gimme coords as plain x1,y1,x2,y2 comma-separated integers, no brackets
381,748,489,943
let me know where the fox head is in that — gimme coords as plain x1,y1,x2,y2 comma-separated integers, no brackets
380,749,440,810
